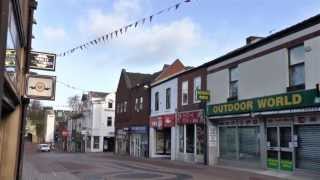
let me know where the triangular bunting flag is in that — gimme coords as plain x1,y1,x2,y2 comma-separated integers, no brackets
106,34,108,40
94,40,98,44
142,18,146,25
184,0,191,2
175,3,180,10
120,28,123,34
157,10,164,15
135,21,138,28
125,25,129,32
150,15,153,22
115,30,118,37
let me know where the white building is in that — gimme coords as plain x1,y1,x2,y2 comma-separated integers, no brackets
149,60,187,159
44,109,55,143
205,14,320,173
82,92,115,152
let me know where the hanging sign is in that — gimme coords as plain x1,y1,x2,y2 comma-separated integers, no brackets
5,49,16,67
196,90,210,102
25,74,56,100
29,51,56,71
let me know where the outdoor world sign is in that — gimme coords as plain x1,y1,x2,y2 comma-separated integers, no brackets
207,89,320,116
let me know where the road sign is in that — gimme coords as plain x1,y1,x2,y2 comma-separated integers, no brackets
196,90,210,102
29,51,56,71
25,74,56,100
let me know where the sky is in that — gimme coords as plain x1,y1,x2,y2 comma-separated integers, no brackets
32,0,320,109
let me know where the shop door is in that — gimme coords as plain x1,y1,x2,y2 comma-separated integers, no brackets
267,126,293,171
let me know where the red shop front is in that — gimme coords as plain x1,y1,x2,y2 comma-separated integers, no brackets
150,114,175,156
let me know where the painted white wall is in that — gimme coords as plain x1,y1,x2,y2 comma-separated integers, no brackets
207,35,320,104
305,36,320,89
207,70,229,105
85,92,115,152
45,114,55,143
239,49,289,99
150,78,178,117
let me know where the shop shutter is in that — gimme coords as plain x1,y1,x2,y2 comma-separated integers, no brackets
296,125,320,172
239,127,260,161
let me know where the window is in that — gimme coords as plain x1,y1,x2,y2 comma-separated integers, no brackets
93,136,100,149
107,117,112,126
117,103,120,113
179,125,184,153
166,88,171,109
194,77,201,103
135,98,139,112
186,124,195,153
120,103,123,113
139,97,143,110
155,92,159,111
289,45,305,87
229,66,239,99
124,101,127,112
87,136,91,148
182,81,188,105
108,102,113,108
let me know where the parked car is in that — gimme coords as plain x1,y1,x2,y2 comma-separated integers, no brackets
38,144,50,152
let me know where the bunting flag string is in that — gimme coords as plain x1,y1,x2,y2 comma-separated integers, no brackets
57,0,192,57
57,80,87,92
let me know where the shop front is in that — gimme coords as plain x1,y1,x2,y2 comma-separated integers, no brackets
129,126,149,158
207,89,320,173
176,110,205,163
149,114,176,159
115,128,129,155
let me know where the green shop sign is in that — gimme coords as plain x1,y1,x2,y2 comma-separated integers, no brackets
207,89,320,116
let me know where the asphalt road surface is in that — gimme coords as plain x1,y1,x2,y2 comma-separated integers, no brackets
22,143,304,180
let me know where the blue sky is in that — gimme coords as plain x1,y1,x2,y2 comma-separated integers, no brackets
32,0,320,109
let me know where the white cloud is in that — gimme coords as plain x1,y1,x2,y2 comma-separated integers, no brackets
78,0,203,66
43,27,66,41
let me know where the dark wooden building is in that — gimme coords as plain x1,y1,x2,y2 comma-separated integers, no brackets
115,69,160,158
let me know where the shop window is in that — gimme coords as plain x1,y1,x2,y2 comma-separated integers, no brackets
155,92,159,111
229,66,239,99
93,136,100,149
196,124,205,155
166,88,171,109
182,81,188,105
219,127,237,159
139,97,143,110
5,2,20,87
107,117,112,126
179,125,184,153
289,45,305,88
186,124,195,153
238,127,260,161
87,136,91,148
155,129,171,155
194,77,201,103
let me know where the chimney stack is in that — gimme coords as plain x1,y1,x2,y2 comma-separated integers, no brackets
246,36,264,45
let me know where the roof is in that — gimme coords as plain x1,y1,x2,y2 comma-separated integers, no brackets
203,13,320,68
122,69,160,89
88,91,109,98
153,59,186,83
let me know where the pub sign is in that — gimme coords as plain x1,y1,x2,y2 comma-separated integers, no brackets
29,51,56,71
25,74,56,100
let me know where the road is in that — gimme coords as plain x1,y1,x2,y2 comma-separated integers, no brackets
22,143,297,180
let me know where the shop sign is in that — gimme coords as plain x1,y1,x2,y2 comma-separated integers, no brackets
280,160,293,171
150,114,175,128
208,126,217,147
5,49,16,67
130,126,147,134
29,51,56,71
196,90,210,102
25,74,56,100
207,89,320,116
178,110,204,124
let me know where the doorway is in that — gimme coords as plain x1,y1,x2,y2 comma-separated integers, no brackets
267,126,294,171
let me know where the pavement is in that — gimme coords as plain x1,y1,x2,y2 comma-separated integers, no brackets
21,142,319,180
